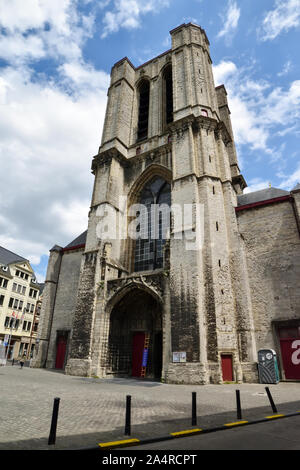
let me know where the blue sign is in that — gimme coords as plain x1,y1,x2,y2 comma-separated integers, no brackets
142,348,149,367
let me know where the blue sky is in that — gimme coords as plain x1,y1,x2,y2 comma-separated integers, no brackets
0,0,299,281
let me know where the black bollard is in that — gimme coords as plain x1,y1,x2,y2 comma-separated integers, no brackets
265,387,278,413
236,390,242,420
48,397,60,445
125,395,131,436
192,392,197,426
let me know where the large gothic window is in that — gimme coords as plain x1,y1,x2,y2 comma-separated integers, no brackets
134,177,171,272
137,80,150,141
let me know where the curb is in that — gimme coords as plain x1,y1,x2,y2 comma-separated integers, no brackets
73,410,300,450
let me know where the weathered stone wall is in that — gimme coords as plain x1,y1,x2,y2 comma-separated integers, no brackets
65,251,99,377
237,200,300,360
31,247,62,368
45,249,84,368
63,23,289,384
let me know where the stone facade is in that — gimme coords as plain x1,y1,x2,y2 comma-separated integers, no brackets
0,248,42,361
33,23,300,384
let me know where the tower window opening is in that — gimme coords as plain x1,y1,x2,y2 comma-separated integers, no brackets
133,177,171,273
163,65,173,126
137,80,150,141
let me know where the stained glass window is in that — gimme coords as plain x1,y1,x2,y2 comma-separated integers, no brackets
134,177,171,272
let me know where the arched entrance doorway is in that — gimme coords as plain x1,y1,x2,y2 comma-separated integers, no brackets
108,288,162,379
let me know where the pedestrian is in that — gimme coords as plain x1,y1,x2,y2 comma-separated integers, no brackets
19,354,26,369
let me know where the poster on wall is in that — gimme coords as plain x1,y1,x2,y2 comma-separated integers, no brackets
172,352,186,363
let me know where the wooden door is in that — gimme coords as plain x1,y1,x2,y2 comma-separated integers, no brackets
132,332,145,377
280,339,300,380
55,335,67,369
221,354,233,381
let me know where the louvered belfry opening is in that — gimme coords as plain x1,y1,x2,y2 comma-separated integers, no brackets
164,65,173,125
137,80,150,141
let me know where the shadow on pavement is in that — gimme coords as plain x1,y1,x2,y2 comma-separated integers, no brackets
1,399,300,450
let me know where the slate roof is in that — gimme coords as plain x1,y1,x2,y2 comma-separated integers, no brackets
38,282,45,294
237,187,289,207
0,246,28,266
64,230,87,249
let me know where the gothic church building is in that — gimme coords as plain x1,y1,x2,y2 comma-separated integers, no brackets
32,24,300,384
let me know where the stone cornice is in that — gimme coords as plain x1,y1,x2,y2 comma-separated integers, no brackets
232,174,247,191
92,147,129,172
93,115,232,172
108,76,135,93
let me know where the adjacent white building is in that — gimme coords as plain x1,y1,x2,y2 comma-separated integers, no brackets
0,246,43,362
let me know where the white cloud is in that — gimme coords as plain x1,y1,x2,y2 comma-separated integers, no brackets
278,60,293,77
0,0,95,64
0,4,110,276
59,61,110,95
217,0,240,42
213,61,300,158
278,164,300,190
101,0,170,38
0,33,45,62
0,63,109,266
259,0,300,41
244,178,271,194
212,60,237,85
0,0,72,33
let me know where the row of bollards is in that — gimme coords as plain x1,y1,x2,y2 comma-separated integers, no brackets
47,386,278,443
235,387,277,420
123,387,278,437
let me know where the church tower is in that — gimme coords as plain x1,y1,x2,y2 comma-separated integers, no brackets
65,23,258,384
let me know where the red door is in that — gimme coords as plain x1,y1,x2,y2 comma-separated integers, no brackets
221,354,233,381
55,336,67,369
280,339,300,380
132,332,145,377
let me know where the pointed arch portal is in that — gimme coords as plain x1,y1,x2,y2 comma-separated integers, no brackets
108,287,162,379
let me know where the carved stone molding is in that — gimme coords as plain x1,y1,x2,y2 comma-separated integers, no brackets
105,271,166,311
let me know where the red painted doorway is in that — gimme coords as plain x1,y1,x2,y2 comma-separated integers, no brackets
221,354,233,381
279,327,300,380
55,335,67,369
132,332,145,377
280,339,300,380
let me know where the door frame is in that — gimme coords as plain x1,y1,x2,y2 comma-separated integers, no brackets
273,320,300,381
55,330,69,369
220,353,234,382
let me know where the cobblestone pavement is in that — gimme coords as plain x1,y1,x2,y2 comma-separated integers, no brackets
0,365,299,450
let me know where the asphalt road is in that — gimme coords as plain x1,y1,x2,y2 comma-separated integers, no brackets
135,414,300,450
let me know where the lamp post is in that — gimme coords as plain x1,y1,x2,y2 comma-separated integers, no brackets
5,313,17,363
